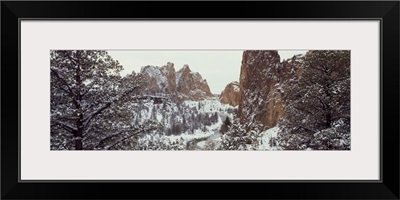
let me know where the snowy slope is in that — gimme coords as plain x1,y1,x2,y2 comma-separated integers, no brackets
258,126,280,150
133,96,237,150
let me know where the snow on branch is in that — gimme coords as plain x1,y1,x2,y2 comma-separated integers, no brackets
52,120,77,133
50,68,76,97
82,85,141,128
95,121,160,150
51,68,81,109
82,102,112,128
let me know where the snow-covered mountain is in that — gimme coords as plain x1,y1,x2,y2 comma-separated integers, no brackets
139,63,213,101
176,65,213,101
140,62,178,98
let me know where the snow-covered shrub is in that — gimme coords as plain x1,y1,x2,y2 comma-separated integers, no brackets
134,134,187,150
203,140,220,150
310,119,350,150
218,119,261,150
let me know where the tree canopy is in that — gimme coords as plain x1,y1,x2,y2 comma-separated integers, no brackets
278,50,351,150
50,50,158,150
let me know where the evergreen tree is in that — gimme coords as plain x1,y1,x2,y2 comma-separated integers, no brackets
50,50,158,150
220,117,232,134
278,50,350,150
218,119,260,150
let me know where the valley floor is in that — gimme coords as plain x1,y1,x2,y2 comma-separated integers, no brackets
135,97,280,150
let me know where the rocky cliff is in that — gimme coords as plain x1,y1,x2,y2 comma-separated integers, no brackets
237,50,305,129
140,62,177,97
219,81,240,106
176,65,213,101
140,63,213,101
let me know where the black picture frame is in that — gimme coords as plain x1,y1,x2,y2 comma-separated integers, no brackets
2,1,399,199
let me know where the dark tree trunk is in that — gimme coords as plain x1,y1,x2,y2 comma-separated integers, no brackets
325,112,332,128
72,127,83,150
74,109,84,150
75,136,83,150
324,83,332,128
74,57,84,150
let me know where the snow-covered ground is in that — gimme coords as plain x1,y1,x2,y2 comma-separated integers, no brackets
133,97,237,149
165,120,221,142
197,141,207,148
133,97,282,150
258,126,280,150
132,97,236,129
184,97,238,113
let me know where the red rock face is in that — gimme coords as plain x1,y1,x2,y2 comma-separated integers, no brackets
140,63,213,101
176,65,213,101
220,81,240,106
161,62,177,92
140,62,177,98
237,50,304,130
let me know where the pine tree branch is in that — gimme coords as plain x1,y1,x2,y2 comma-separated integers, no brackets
316,96,328,111
82,102,112,128
51,68,75,96
52,115,79,121
81,81,96,97
82,85,140,128
106,126,157,150
292,105,314,116
95,125,157,150
299,126,317,134
52,120,77,133
51,68,80,108
66,53,79,67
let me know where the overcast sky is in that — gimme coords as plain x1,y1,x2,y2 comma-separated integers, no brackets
108,50,307,94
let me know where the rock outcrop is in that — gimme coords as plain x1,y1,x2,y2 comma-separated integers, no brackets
176,65,213,101
219,81,240,106
139,63,213,101
140,62,177,97
237,50,305,129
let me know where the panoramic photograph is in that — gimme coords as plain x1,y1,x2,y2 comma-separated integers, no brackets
50,50,350,150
